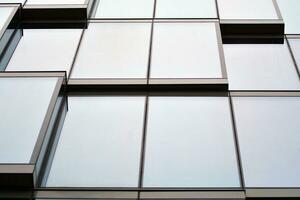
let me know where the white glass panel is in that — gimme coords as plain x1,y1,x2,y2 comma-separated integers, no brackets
143,97,240,187
155,0,217,18
6,29,82,75
0,77,58,163
233,96,300,187
46,96,145,187
277,0,300,34
288,38,300,73
224,40,300,90
217,0,278,20
150,23,222,78
26,0,86,5
95,0,154,18
71,23,151,79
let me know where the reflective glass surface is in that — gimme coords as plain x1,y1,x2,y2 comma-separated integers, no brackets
217,0,279,20
155,0,217,18
233,96,300,187
45,96,145,187
71,23,151,79
288,38,300,73
0,77,58,163
277,0,300,34
150,23,223,78
6,29,82,75
0,7,15,35
143,97,240,187
224,40,300,90
95,0,154,18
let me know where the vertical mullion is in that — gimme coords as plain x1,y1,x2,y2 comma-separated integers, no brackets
138,95,150,199
228,93,246,190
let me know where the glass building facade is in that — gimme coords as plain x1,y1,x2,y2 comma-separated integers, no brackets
0,0,299,199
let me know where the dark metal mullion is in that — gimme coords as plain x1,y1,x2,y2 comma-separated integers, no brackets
285,35,300,80
228,93,246,190
146,0,157,84
215,0,220,19
137,95,150,199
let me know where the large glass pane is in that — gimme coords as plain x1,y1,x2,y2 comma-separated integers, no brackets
0,77,58,163
217,0,279,20
288,38,300,73
232,96,300,187
155,0,217,18
45,96,145,187
6,29,82,75
277,0,300,34
71,23,151,79
150,23,223,78
223,40,300,90
95,0,154,18
143,97,240,187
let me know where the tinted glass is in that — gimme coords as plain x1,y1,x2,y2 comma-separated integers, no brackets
150,23,223,78
217,0,279,20
232,96,300,187
0,77,58,163
155,0,217,18
277,0,300,34
71,23,151,79
95,0,154,18
45,96,145,187
224,41,300,90
6,29,82,75
143,97,240,187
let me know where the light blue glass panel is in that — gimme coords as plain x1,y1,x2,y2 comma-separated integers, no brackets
143,97,240,187
0,77,58,163
46,96,145,187
233,96,300,187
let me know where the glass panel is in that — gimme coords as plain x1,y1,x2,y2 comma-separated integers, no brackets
95,0,154,18
217,0,278,20
288,38,300,73
0,77,58,163
150,23,223,78
277,0,300,34
223,40,300,90
26,0,86,5
143,97,240,187
45,96,145,187
232,96,300,187
6,29,82,75
0,7,15,34
155,0,217,18
71,23,151,79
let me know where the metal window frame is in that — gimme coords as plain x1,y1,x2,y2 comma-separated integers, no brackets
67,20,228,92
21,0,94,28
217,0,284,44
0,4,22,71
0,71,67,189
